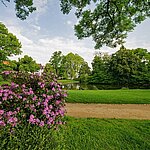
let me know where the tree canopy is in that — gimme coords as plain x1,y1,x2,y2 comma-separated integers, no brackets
0,22,22,62
89,47,150,86
0,22,22,73
1,0,150,48
1,0,36,20
46,51,89,80
16,55,40,73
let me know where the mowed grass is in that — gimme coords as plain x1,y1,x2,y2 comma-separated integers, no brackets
1,117,150,150
67,90,150,104
58,80,79,84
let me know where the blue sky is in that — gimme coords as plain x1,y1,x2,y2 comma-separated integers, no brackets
0,0,150,67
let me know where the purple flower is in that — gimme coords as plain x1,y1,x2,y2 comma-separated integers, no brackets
63,93,67,97
49,105,53,109
47,95,53,100
7,111,13,116
2,97,7,101
2,71,11,75
42,94,46,97
37,102,41,106
52,87,55,91
39,121,44,127
0,120,6,126
29,114,35,124
22,84,26,88
8,117,14,123
9,95,13,99
23,98,27,101
32,96,37,101
4,93,8,97
55,100,61,105
0,110,4,115
43,101,48,106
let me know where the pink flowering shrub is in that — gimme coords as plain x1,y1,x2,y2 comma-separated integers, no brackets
0,71,67,130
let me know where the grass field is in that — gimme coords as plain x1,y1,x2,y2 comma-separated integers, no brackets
67,90,150,104
1,117,150,150
58,80,79,84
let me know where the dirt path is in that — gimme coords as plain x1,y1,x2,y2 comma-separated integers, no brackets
66,103,150,120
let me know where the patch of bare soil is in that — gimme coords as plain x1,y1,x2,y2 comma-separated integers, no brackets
66,103,150,120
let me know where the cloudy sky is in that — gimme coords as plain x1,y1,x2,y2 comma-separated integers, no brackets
0,0,150,67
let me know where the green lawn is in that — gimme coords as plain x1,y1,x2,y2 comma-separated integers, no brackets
1,117,150,150
58,80,79,84
67,90,150,104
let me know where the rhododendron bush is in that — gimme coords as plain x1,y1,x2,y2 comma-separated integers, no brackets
0,71,66,130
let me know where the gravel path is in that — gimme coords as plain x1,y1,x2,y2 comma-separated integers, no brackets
66,103,150,120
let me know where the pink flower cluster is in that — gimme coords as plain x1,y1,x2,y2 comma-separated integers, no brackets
0,72,67,130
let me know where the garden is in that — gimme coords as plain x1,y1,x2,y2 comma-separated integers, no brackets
1,1,150,149
1,71,150,150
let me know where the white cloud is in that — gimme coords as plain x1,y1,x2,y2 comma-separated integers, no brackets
3,22,33,46
67,20,72,25
38,37,96,66
31,24,41,31
33,0,49,14
3,19,150,69
31,0,49,24
4,23,95,66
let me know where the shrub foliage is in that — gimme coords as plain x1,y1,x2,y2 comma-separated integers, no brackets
0,71,66,131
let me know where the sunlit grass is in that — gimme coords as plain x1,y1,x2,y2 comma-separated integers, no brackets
1,117,150,150
58,80,79,84
67,90,150,104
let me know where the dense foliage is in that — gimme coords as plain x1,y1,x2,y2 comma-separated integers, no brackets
11,55,40,73
0,22,22,72
0,71,66,131
1,1,150,48
90,47,150,87
45,48,150,87
45,51,90,80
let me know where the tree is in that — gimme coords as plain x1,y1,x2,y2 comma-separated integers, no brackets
0,22,22,62
43,63,54,74
132,48,150,84
110,46,141,86
79,62,91,83
1,0,150,48
0,22,22,73
90,52,113,84
1,0,36,20
13,55,40,73
49,51,64,77
63,52,84,79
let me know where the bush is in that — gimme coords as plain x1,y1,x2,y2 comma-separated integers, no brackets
0,71,67,132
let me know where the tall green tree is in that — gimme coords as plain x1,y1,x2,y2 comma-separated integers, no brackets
110,46,141,85
90,52,113,84
0,22,22,62
2,0,150,48
79,62,91,83
0,22,22,72
62,52,84,79
132,48,150,84
49,51,64,77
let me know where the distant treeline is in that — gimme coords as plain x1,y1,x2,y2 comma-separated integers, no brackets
1,47,150,88
44,47,150,87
